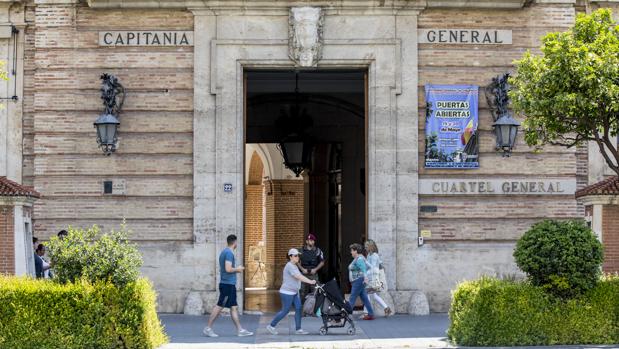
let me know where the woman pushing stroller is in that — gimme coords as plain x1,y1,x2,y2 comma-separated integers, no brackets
267,248,316,335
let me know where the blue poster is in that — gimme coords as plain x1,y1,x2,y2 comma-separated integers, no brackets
425,85,479,168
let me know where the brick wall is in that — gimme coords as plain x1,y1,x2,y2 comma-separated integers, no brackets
265,183,276,287
602,205,619,273
418,3,583,242
0,207,15,275
247,152,264,185
28,3,194,241
266,180,305,288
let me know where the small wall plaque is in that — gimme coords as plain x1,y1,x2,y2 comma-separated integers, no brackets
103,181,113,194
103,179,126,195
224,183,233,193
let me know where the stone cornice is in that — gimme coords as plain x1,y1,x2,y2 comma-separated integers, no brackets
577,194,619,206
590,0,619,5
0,197,36,207
0,0,21,9
87,0,531,11
34,0,77,4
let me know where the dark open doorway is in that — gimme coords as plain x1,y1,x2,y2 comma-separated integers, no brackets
244,70,367,313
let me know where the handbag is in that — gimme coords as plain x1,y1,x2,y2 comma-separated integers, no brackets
303,293,316,316
378,268,387,291
366,267,384,293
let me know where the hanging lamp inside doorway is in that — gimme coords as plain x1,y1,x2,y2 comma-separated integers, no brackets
276,72,313,177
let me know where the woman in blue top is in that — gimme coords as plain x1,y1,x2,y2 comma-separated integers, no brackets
346,243,374,320
365,239,392,316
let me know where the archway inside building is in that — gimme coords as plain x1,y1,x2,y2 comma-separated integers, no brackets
243,70,367,313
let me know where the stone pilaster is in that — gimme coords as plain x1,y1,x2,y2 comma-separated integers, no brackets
0,1,23,182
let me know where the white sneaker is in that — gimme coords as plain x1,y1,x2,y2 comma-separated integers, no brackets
295,329,310,335
266,325,278,335
203,327,218,337
238,328,254,337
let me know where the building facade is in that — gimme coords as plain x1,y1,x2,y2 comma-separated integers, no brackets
1,0,617,313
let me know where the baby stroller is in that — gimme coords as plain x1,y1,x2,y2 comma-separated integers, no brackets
313,279,356,335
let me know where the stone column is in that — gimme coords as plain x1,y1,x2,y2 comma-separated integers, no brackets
395,12,420,291
191,10,218,294
13,203,25,275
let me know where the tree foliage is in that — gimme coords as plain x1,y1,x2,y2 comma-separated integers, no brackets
510,9,619,175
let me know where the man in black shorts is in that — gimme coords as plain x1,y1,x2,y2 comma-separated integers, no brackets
203,234,253,337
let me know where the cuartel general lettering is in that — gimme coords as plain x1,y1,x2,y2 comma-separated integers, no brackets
430,181,565,194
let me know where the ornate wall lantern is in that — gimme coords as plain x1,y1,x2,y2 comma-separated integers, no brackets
493,114,521,157
486,73,520,157
94,74,125,155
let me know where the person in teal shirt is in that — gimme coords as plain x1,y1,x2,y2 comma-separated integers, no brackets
346,243,375,320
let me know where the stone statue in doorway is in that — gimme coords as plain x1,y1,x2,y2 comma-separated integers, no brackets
289,7,324,67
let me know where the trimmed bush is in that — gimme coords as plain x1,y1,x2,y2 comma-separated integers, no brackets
513,219,603,298
47,224,143,287
0,276,168,349
448,276,619,346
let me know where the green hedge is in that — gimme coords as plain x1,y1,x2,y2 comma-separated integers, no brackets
0,276,167,349
513,219,604,298
448,276,619,346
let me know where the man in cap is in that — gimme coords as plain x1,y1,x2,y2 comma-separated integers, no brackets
298,233,324,304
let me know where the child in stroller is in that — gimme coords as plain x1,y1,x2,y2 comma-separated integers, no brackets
313,279,356,335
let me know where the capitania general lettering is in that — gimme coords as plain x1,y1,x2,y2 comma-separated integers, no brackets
101,31,192,46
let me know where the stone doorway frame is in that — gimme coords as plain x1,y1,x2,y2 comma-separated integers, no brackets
191,11,419,310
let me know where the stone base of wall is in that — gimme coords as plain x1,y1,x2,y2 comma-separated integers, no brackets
411,242,524,313
139,241,216,313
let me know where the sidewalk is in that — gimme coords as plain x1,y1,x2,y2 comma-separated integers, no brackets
158,313,619,349
159,313,451,349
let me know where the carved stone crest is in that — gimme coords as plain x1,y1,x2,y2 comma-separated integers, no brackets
289,7,324,67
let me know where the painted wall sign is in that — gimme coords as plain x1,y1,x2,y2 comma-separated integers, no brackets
418,29,512,44
419,178,577,195
425,85,479,168
99,31,194,46
223,183,233,193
